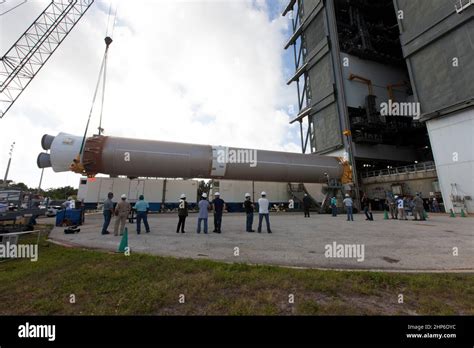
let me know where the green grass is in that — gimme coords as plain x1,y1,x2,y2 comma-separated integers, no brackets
0,225,472,315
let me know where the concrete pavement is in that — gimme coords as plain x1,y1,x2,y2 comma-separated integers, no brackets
48,212,474,272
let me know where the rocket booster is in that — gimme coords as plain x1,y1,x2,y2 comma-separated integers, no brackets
37,133,347,183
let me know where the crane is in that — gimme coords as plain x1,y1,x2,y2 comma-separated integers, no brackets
0,0,95,118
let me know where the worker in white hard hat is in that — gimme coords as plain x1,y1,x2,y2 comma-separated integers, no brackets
114,194,131,236
342,193,354,221
176,193,188,233
243,193,255,232
63,197,72,210
257,191,272,233
197,192,210,234
66,196,75,210
211,192,226,234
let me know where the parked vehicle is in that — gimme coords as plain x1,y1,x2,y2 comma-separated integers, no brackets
46,205,61,217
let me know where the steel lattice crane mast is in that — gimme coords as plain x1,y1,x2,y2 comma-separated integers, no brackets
0,0,94,118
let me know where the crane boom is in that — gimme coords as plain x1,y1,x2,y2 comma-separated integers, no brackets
0,0,94,118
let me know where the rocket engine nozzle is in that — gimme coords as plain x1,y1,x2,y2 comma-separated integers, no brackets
37,152,51,168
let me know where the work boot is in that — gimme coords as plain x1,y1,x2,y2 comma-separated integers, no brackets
268,230,272,234
181,230,185,233
102,231,110,235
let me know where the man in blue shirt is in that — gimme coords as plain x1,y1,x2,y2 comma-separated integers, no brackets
211,192,225,234
197,193,210,234
330,196,337,217
343,194,354,221
134,195,150,234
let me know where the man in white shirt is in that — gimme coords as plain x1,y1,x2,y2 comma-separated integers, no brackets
396,195,407,220
257,191,272,233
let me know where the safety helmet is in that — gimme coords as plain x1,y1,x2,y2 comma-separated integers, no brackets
214,192,220,196
245,193,251,197
202,193,208,198
261,191,266,196
180,193,186,199
121,194,127,199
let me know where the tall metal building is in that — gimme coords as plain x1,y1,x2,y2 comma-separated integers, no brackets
394,0,474,213
283,0,473,213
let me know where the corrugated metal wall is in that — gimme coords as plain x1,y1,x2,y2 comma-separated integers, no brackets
394,0,474,118
301,0,343,153
394,0,474,212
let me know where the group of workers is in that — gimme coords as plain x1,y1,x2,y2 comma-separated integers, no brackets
100,191,273,236
301,192,356,221
101,190,434,235
386,193,427,221
177,191,272,234
336,192,430,222
313,192,432,222
101,192,150,235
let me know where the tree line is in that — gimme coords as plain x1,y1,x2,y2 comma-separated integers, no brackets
0,180,77,201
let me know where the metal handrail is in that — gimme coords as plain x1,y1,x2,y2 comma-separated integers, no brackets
361,161,436,178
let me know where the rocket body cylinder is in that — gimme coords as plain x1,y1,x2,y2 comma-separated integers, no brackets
38,134,344,183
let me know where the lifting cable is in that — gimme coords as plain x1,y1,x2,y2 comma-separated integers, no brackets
72,2,118,175
77,2,118,161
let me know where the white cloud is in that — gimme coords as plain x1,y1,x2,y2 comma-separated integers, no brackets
0,0,299,189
